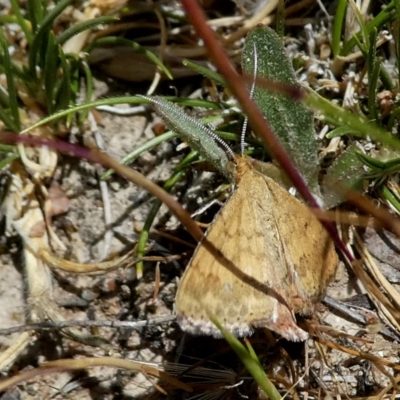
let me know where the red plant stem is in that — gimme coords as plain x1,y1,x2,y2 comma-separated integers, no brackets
180,0,353,261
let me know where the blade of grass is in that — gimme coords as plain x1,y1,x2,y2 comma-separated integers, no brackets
26,0,43,33
0,85,10,108
351,28,392,93
9,0,33,43
20,97,222,136
381,185,400,214
0,108,19,133
28,0,74,73
182,60,226,86
326,126,363,138
332,0,348,57
78,61,94,124
0,50,26,80
348,0,370,50
341,1,395,55
44,31,59,114
102,131,177,179
211,316,281,399
0,31,20,132
388,106,400,131
55,46,72,112
275,0,285,39
305,89,400,150
0,143,16,152
0,153,19,170
366,28,380,123
136,151,198,277
57,16,117,45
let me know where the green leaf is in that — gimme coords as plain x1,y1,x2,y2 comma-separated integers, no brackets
381,184,400,214
0,153,19,170
357,150,400,175
305,89,400,150
322,144,367,208
242,26,320,196
78,61,94,124
326,126,363,139
27,0,44,33
139,96,234,180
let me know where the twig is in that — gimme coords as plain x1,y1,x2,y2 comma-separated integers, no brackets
0,316,176,336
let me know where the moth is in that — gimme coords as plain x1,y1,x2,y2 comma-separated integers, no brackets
175,155,338,341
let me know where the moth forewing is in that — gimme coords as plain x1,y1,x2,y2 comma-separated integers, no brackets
175,156,338,341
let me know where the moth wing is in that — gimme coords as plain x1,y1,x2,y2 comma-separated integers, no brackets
263,174,338,314
175,169,308,341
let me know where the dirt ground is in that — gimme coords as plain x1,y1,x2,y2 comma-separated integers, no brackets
1,1,400,399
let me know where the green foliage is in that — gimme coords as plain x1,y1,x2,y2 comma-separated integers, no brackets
139,96,234,180
211,316,282,399
323,144,368,208
323,0,400,211
358,151,400,176
340,1,396,56
0,1,118,169
0,0,115,133
242,26,321,196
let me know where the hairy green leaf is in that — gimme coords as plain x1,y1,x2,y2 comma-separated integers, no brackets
242,26,320,196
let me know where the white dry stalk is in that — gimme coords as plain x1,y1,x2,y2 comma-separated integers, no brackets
353,228,400,333
88,111,113,261
0,144,95,370
0,145,58,369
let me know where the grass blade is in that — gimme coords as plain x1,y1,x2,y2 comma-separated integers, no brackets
57,16,117,45
332,0,348,57
0,31,20,131
211,316,281,400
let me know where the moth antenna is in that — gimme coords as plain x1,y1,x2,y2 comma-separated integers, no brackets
205,126,236,161
240,43,258,156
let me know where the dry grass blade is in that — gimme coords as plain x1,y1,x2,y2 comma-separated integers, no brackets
39,247,137,275
0,357,193,393
353,229,400,334
0,332,30,371
312,208,388,230
222,0,278,44
324,177,400,237
315,335,400,372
